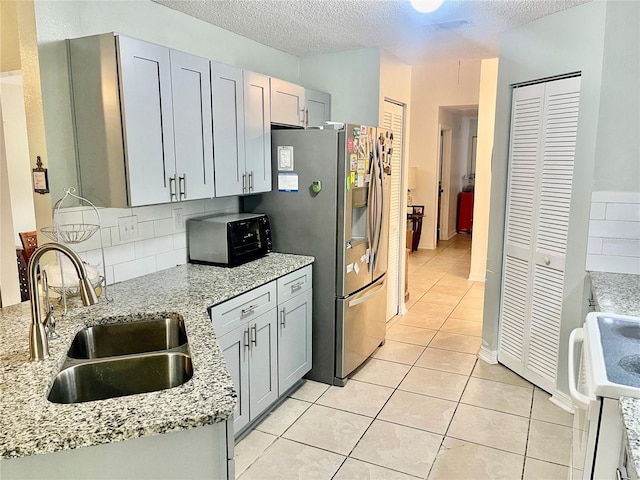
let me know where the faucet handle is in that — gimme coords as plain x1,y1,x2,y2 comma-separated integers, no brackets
44,305,59,340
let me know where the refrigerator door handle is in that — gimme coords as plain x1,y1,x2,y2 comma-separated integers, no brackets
375,145,385,264
370,140,382,270
348,281,385,307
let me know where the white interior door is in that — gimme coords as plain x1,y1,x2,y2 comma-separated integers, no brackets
498,76,581,392
383,100,404,322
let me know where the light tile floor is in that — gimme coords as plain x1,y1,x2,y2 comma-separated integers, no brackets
236,235,573,479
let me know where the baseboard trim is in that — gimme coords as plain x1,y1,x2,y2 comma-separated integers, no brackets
550,391,575,414
478,346,498,364
467,273,486,282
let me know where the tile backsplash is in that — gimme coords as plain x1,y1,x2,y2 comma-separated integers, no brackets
50,197,239,285
586,191,640,275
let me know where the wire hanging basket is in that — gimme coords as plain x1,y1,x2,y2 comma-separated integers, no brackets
41,223,100,244
41,187,112,314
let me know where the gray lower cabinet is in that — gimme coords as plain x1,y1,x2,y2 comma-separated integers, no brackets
278,289,312,394
218,309,278,434
212,265,313,437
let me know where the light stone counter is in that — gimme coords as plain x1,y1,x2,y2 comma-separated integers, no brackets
0,253,313,459
589,271,640,477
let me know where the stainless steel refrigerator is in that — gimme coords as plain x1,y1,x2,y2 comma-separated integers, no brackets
243,123,392,386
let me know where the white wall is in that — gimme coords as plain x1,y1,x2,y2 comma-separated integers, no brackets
299,48,381,126
0,75,36,244
0,94,22,306
593,0,640,192
409,60,481,249
469,58,499,283
33,0,301,201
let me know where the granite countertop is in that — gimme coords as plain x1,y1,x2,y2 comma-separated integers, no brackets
0,253,313,459
589,271,640,476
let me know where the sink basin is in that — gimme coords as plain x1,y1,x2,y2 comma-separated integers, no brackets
47,352,193,404
67,315,187,359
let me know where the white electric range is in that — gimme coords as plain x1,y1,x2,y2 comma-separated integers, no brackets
569,312,640,480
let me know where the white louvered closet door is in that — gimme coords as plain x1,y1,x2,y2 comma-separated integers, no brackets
383,101,404,321
499,76,581,393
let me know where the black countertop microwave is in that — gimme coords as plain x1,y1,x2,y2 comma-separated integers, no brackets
187,213,272,267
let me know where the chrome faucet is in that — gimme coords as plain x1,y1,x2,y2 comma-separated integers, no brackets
28,243,99,361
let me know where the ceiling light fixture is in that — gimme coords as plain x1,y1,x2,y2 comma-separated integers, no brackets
410,0,445,14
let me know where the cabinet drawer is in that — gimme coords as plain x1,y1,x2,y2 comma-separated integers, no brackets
277,265,312,304
210,282,276,337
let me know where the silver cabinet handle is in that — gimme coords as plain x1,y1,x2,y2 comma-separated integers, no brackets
242,173,247,193
243,329,250,349
290,281,304,292
241,304,258,316
248,171,254,192
544,257,551,266
280,308,286,328
300,107,306,126
251,325,257,346
179,174,186,200
169,175,177,201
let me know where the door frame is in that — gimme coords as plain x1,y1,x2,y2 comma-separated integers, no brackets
383,98,407,317
437,126,452,243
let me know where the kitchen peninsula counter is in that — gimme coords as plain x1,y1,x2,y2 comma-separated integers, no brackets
589,271,640,476
0,253,313,459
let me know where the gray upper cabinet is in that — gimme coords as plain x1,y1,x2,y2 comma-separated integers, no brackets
244,71,272,194
211,63,271,196
270,78,306,127
69,33,214,207
211,62,246,197
170,50,215,202
305,89,332,127
270,78,331,128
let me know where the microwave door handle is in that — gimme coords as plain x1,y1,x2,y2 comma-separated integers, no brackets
568,328,592,411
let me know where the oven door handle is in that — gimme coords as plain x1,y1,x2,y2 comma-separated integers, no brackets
568,328,592,411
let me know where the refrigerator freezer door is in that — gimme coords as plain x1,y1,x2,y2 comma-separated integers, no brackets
335,275,387,384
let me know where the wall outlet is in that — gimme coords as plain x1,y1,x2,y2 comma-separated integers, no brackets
173,208,184,231
118,215,138,241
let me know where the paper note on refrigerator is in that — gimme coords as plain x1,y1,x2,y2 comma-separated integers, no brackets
278,173,299,192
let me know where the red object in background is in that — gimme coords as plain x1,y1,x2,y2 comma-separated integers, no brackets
457,191,474,233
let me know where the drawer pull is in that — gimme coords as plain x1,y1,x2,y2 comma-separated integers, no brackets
241,304,258,316
280,308,286,328
251,325,257,346
290,281,304,292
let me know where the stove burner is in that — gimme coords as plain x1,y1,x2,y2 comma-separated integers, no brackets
614,325,640,340
619,355,640,378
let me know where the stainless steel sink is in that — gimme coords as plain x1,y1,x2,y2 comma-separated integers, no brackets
48,352,193,404
47,313,193,404
67,315,187,359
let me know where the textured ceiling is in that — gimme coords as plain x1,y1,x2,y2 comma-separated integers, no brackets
152,0,591,65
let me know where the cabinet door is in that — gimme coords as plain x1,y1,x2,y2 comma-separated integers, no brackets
117,36,175,206
244,71,272,194
211,62,246,197
170,50,214,201
248,309,278,419
305,89,331,127
278,289,313,394
270,78,305,127
218,326,250,433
